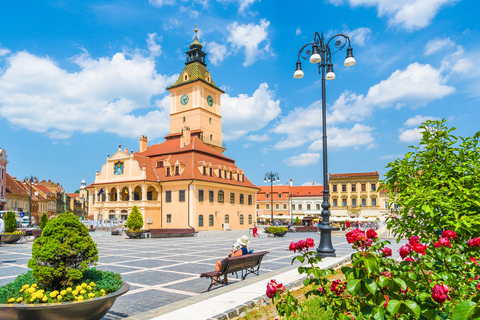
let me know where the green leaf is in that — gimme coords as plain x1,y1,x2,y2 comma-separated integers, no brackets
452,301,477,320
404,300,421,318
365,256,378,274
386,300,402,315
378,275,388,289
371,307,386,320
394,278,407,291
347,279,362,295
364,278,378,295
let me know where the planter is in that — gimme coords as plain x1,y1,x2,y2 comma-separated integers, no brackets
0,282,130,320
1,234,23,244
125,230,144,239
273,231,287,237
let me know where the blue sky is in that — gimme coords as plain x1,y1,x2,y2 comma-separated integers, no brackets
1,0,479,192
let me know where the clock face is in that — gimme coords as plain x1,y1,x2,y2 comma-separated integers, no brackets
180,94,189,106
207,95,214,107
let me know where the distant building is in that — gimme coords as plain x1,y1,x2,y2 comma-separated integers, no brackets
86,30,258,231
0,148,7,211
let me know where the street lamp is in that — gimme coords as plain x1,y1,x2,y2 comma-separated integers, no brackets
264,172,279,224
23,176,38,227
294,32,355,258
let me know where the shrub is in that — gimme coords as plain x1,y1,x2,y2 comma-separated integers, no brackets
126,206,143,231
4,211,17,233
268,226,288,234
27,211,98,288
294,217,301,225
39,213,48,230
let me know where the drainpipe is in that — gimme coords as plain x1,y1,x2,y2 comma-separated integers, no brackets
187,180,194,228
159,183,163,229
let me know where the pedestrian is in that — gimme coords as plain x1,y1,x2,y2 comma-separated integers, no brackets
253,223,259,238
346,220,351,230
0,213,4,248
355,220,359,229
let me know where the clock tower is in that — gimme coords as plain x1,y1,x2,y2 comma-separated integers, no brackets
166,29,226,153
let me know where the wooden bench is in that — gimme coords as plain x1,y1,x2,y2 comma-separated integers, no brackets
149,228,197,238
294,226,319,232
200,251,269,291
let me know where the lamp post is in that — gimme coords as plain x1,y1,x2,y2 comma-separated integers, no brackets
23,176,37,227
294,32,356,258
264,172,279,224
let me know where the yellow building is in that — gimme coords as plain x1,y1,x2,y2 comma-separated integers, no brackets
329,171,381,220
87,30,259,231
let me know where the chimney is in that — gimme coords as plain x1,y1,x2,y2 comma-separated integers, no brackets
181,126,191,147
139,135,148,152
290,179,293,186
48,179,51,183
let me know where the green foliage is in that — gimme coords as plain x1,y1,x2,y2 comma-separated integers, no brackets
39,213,48,230
294,217,301,225
383,119,480,240
4,211,17,233
27,211,98,288
0,271,36,304
126,206,143,231
268,226,288,234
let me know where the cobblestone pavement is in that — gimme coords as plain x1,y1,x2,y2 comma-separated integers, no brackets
0,228,406,319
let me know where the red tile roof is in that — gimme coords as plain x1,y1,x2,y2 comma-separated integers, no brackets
255,185,324,200
6,174,29,197
291,185,324,197
329,171,379,178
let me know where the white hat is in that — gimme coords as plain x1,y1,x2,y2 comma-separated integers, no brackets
237,235,249,246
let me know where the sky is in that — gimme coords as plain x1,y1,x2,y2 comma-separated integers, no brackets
1,0,479,192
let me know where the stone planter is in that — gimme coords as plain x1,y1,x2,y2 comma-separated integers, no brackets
1,234,23,244
273,231,287,237
0,282,129,320
125,230,144,239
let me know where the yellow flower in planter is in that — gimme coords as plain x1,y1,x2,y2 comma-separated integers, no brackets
60,290,67,296
30,296,36,303
88,293,95,298
80,290,86,295
78,296,84,302
28,287,36,294
8,298,15,303
50,291,58,298
90,282,96,287
100,289,105,293
37,293,44,300
16,297,23,303
23,284,29,290
31,283,37,288
66,287,72,293
76,285,82,292
86,285,92,291
72,290,78,296
42,296,48,302
57,295,62,301
81,283,87,288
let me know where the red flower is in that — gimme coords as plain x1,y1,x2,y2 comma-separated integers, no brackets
380,247,392,257
432,283,449,304
399,245,412,259
432,242,442,248
289,242,297,252
318,286,326,294
330,279,345,296
399,286,409,294
405,257,415,262
306,238,315,248
380,271,393,278
409,236,420,246
412,243,428,255
296,240,306,250
266,280,278,298
469,238,480,248
442,230,457,239
439,237,452,248
470,257,480,267
346,229,366,244
366,229,378,240
383,295,390,308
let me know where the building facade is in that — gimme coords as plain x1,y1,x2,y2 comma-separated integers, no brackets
0,148,7,211
86,30,259,231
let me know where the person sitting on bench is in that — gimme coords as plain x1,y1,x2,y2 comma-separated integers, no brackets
214,235,250,284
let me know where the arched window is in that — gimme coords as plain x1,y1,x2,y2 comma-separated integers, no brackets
121,187,129,201
218,190,224,203
248,214,252,224
199,215,204,227
225,214,229,224
134,186,142,201
209,214,214,226
110,188,117,201
240,214,244,225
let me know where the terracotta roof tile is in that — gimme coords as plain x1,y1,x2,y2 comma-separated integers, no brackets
6,174,30,197
329,171,379,178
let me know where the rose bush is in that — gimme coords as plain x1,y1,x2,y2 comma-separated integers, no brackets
268,230,480,319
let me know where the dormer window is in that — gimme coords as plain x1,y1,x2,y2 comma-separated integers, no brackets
230,172,232,180
219,170,222,178
166,167,170,176
209,167,213,176
203,166,206,175
242,175,245,182
175,166,180,175
206,76,210,82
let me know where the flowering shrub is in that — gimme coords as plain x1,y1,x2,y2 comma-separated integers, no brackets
268,230,480,319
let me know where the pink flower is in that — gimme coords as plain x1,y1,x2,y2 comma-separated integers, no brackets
409,236,420,246
432,283,449,304
399,286,409,294
432,242,442,248
318,286,326,294
380,247,392,257
405,257,415,262
330,279,345,296
412,243,428,255
289,242,297,252
266,280,278,298
469,238,480,247
366,229,378,240
399,245,412,259
306,238,315,248
470,257,480,267
439,237,452,248
477,283,480,290
296,240,306,250
346,229,366,244
442,230,457,239
383,295,390,308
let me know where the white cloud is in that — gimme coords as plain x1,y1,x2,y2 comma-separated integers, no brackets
308,124,375,151
0,48,10,56
399,128,422,143
295,27,302,36
379,154,404,160
424,37,455,56
347,27,371,46
284,153,321,167
146,33,162,57
329,0,459,30
222,83,281,140
148,0,175,7
246,134,270,142
0,43,177,139
216,0,258,13
227,19,272,66
206,41,228,65
403,115,440,127
163,19,181,31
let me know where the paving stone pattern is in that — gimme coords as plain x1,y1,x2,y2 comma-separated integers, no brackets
0,229,405,320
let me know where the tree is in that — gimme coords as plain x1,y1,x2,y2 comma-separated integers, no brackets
294,217,301,225
39,213,48,229
383,119,480,240
27,211,98,288
126,206,143,231
4,211,17,233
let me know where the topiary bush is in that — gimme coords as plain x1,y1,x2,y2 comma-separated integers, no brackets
268,226,288,234
27,211,98,288
4,211,17,233
39,213,48,230
126,206,143,231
